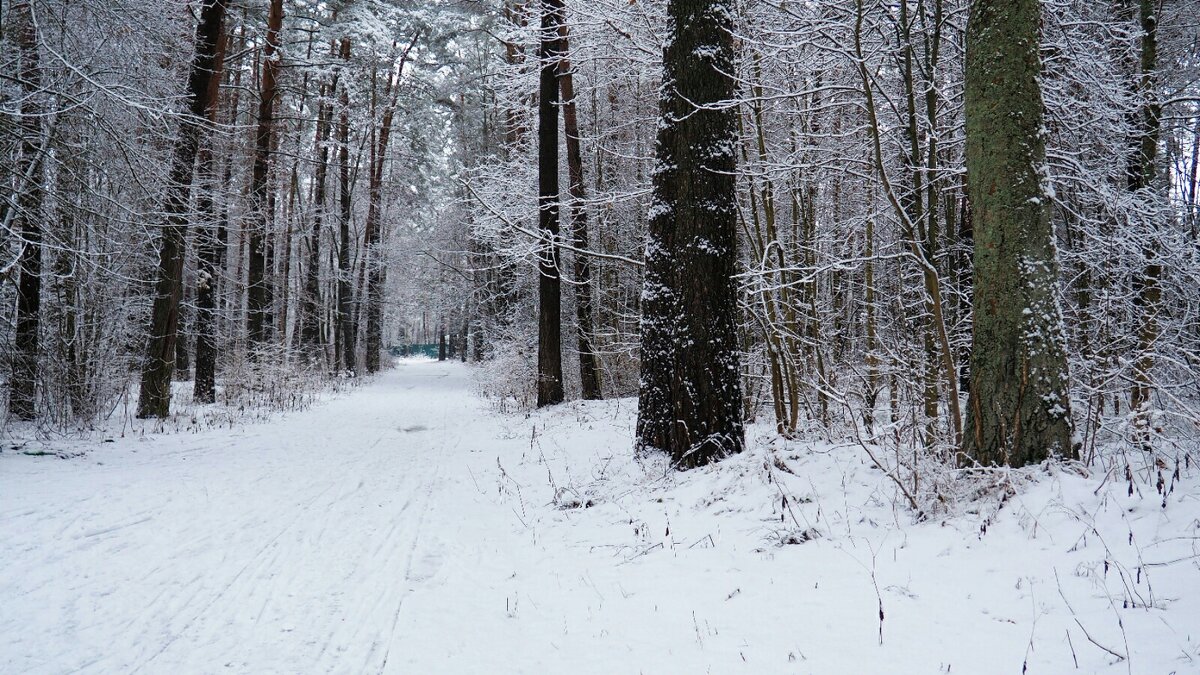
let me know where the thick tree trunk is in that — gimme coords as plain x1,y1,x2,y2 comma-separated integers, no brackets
8,0,43,421
136,0,227,418
557,18,602,401
335,38,356,374
962,0,1075,465
536,0,565,407
246,0,283,351
636,0,745,468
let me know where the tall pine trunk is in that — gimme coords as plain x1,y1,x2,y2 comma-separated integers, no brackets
136,0,227,418
557,16,602,401
962,0,1075,465
246,0,283,351
8,0,44,421
636,0,744,468
535,0,565,407
335,38,357,374
300,44,340,357
193,23,230,405
363,36,417,373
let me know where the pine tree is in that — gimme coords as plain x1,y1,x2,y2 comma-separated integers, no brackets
136,0,227,418
336,38,357,375
246,0,284,351
7,0,44,421
636,0,744,468
557,12,603,401
535,0,565,407
193,20,231,405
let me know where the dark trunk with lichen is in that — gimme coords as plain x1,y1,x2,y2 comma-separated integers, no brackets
636,0,744,469
962,0,1075,465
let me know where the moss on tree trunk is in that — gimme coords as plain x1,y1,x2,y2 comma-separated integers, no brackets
962,0,1075,466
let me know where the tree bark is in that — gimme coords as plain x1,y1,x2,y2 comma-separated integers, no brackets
8,0,43,421
1127,0,1162,444
335,38,357,374
536,0,565,407
962,0,1075,465
137,0,227,418
557,17,602,400
636,0,745,468
246,0,283,351
363,35,419,373
193,23,230,405
300,42,340,357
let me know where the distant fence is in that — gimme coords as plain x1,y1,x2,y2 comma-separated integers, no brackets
389,344,441,359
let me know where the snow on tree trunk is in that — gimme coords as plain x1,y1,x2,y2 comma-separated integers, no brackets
636,0,745,469
962,0,1075,465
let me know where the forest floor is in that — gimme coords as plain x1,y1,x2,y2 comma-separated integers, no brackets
2,359,1199,674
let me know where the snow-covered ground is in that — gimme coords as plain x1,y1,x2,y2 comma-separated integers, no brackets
2,359,1198,673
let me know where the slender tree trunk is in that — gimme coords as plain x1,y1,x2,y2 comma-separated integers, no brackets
335,38,356,374
193,24,230,404
557,17,602,400
8,0,43,421
1128,0,1162,446
300,45,340,356
136,0,227,418
855,0,962,446
636,0,745,468
962,0,1075,465
864,214,879,433
536,0,565,407
363,36,418,374
246,0,283,351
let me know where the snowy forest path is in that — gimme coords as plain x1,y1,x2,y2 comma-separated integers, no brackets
1,360,506,674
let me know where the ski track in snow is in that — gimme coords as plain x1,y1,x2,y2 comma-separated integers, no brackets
2,363,462,674
3,359,1199,674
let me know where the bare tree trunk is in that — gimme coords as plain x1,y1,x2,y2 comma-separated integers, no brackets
8,0,44,421
136,0,227,418
557,16,602,400
1127,0,1163,446
246,0,283,351
536,0,565,407
300,41,340,357
363,36,419,374
335,38,356,374
193,22,230,404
